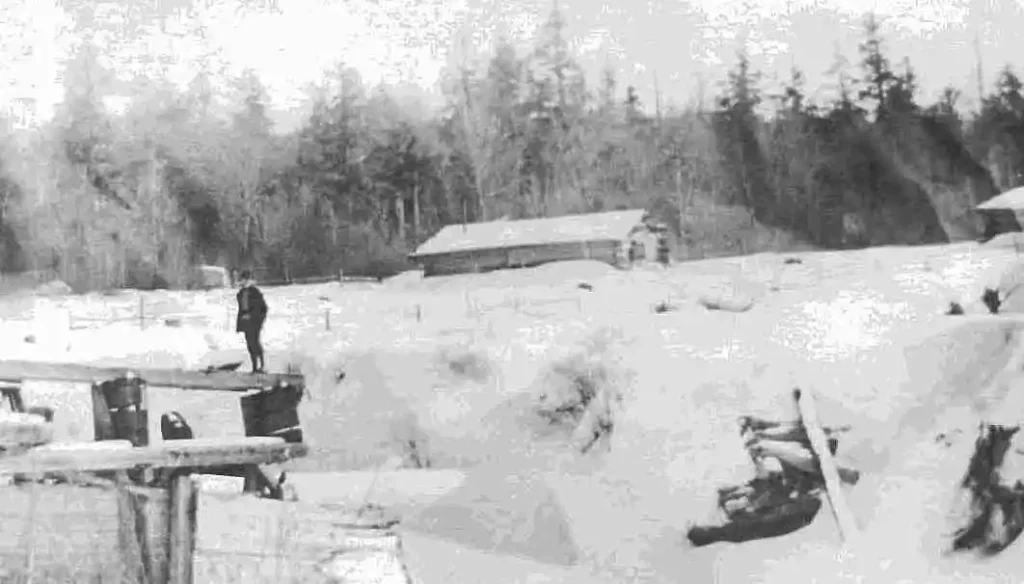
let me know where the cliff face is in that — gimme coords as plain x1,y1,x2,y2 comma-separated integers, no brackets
884,115,997,243
712,110,996,249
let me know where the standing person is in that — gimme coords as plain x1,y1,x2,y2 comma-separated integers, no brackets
236,270,268,373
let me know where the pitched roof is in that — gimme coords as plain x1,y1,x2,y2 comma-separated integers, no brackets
410,210,648,257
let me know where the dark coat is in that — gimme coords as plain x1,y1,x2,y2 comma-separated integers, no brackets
236,285,268,332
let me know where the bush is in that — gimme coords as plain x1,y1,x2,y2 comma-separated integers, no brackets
533,330,626,454
438,345,492,383
389,412,432,469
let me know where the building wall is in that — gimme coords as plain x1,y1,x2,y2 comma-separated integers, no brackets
980,209,1023,241
419,240,624,277
629,230,659,262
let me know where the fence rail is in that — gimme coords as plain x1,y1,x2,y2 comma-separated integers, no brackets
2,279,591,337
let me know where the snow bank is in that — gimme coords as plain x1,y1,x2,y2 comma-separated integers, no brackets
705,315,1024,583
7,242,1024,582
282,310,621,471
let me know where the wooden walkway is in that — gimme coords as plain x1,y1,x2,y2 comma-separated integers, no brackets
0,360,303,391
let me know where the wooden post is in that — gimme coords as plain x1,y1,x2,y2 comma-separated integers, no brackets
168,473,197,584
415,304,422,323
23,477,39,582
128,485,170,584
324,310,330,331
91,382,116,441
116,472,149,584
139,296,145,330
794,387,859,542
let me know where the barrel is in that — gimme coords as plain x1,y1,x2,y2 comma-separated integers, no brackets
96,375,149,447
240,382,304,444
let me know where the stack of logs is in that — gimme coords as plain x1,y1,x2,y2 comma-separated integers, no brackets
688,388,861,547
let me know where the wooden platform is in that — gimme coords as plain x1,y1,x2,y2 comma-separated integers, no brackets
0,437,307,474
0,436,311,584
0,360,303,391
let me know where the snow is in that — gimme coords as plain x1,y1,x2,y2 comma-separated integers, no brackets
4,240,1024,582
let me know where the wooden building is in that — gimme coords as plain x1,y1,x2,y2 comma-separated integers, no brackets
409,210,659,277
977,186,1024,241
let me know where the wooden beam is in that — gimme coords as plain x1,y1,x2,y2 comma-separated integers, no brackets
794,387,860,543
168,474,197,584
0,437,308,475
0,360,303,392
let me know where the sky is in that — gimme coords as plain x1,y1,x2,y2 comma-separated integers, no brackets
2,0,1024,129
189,0,1024,119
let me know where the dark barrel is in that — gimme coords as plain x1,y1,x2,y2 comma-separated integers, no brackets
240,382,304,444
95,374,149,447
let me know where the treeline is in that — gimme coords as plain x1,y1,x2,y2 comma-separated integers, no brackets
0,9,1020,291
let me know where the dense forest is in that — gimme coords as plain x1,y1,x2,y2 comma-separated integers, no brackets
0,8,1021,291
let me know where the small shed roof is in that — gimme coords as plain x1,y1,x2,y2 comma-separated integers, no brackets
410,210,648,257
977,186,1024,212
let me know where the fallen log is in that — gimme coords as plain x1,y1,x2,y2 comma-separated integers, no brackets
794,387,860,542
697,295,754,313
744,422,852,445
748,438,861,485
739,415,851,437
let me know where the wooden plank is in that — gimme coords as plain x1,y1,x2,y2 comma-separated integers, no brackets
793,387,860,543
92,382,116,440
194,491,408,583
127,485,171,584
0,483,127,582
746,438,861,484
168,474,197,584
0,360,303,392
115,472,149,584
0,437,307,474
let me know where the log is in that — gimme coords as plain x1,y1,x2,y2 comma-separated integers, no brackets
793,387,860,542
745,422,852,444
748,438,861,484
0,437,307,475
698,295,754,313
0,359,303,392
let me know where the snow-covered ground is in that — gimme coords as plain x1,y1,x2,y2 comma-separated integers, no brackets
4,240,1024,582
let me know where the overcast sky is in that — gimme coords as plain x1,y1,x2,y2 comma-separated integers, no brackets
205,0,1024,118
3,0,1023,128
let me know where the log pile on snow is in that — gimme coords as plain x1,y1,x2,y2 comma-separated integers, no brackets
687,388,860,547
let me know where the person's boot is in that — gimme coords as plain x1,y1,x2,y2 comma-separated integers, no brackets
250,354,259,374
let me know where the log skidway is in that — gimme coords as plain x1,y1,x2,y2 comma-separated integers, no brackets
0,359,303,391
